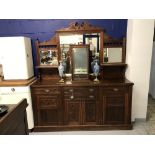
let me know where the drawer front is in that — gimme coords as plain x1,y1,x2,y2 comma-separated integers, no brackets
64,94,96,100
64,87,98,98
32,87,60,95
37,95,60,108
102,86,128,94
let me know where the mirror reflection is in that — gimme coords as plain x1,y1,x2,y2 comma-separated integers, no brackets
40,49,58,66
59,34,83,73
59,34,83,45
83,34,100,57
104,47,122,63
72,47,88,74
59,33,100,74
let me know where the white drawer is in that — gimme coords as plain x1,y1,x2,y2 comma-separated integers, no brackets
0,86,30,94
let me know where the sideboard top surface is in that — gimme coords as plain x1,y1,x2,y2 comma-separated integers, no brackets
31,78,133,88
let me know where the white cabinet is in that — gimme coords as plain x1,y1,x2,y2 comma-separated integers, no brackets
0,37,34,80
0,37,35,130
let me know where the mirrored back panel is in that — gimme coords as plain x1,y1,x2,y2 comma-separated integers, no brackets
72,47,89,75
104,47,122,63
70,45,89,80
39,49,58,66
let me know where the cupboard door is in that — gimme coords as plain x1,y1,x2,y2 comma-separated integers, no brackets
84,97,99,125
104,95,126,124
64,98,83,125
63,86,99,125
35,94,62,125
102,87,129,124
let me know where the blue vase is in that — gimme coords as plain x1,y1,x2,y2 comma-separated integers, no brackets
91,58,99,73
62,60,67,73
93,60,100,82
58,61,64,82
91,59,95,73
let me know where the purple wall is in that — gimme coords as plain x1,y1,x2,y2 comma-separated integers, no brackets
0,19,127,75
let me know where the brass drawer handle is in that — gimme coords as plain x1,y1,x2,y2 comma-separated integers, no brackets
89,88,94,92
69,89,73,92
44,89,50,93
113,88,119,92
89,95,94,99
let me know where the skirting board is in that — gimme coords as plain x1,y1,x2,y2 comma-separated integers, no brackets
132,118,146,123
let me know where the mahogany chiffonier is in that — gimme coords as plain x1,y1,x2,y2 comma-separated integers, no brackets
30,22,133,132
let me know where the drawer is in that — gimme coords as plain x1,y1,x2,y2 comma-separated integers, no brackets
102,86,127,94
63,87,97,95
64,95,96,100
32,87,60,94
64,94,96,100
38,95,59,108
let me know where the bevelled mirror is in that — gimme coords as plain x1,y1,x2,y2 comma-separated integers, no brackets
39,49,58,66
70,45,89,80
59,34,83,74
103,34,126,64
104,47,123,63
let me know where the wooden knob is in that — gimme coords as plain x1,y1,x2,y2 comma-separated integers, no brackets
113,88,118,91
44,89,50,93
70,95,74,99
89,89,94,92
89,95,94,99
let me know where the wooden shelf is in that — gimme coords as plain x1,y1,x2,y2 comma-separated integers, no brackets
36,65,58,69
101,63,127,67
0,76,36,86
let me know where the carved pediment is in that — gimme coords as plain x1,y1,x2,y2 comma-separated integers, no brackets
56,22,103,33
38,35,57,46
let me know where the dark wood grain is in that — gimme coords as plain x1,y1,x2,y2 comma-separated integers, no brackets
31,80,133,131
0,99,29,135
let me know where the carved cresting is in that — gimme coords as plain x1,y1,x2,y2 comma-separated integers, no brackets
56,22,103,32
69,22,94,30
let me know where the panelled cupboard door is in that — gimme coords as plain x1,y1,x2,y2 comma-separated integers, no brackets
34,94,62,125
101,86,129,124
63,86,99,126
64,98,83,125
84,97,99,125
64,98,99,125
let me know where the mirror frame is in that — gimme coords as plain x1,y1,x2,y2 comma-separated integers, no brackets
35,36,59,68
103,47,123,63
56,22,104,64
83,34,100,53
103,35,126,64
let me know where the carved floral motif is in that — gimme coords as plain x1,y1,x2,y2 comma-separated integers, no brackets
56,22,103,32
